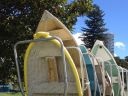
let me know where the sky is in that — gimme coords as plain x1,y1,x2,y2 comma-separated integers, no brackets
73,0,128,59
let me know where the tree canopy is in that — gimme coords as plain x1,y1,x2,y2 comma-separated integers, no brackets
115,56,128,69
0,0,93,83
125,56,128,62
81,4,108,49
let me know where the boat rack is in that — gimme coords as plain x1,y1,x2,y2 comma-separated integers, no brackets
14,36,68,96
13,36,128,96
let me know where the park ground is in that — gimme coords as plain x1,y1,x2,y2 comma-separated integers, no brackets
0,92,21,96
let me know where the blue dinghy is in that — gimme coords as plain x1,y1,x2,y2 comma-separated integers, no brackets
79,45,101,96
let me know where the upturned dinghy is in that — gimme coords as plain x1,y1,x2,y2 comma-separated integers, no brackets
94,56,112,96
36,10,77,47
80,45,106,96
91,40,122,96
119,66,128,96
24,32,82,96
35,10,91,95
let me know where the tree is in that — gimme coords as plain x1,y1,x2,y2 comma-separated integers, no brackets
0,0,93,83
125,56,128,62
81,4,108,48
115,56,128,69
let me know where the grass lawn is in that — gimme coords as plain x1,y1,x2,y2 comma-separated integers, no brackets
0,92,22,96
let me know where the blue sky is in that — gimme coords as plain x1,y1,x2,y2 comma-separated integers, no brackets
73,0,128,59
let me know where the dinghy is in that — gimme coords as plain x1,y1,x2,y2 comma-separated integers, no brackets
95,58,112,96
91,40,122,96
119,66,128,96
124,69,128,96
24,32,82,96
125,69,128,95
35,10,91,95
36,10,77,47
80,45,102,96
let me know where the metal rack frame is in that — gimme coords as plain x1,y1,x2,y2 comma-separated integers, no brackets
13,36,68,96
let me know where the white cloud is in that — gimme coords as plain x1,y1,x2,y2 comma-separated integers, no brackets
73,33,84,45
114,53,118,57
114,42,126,49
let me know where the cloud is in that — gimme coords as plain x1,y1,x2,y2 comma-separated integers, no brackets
73,32,84,45
114,42,126,49
114,53,118,57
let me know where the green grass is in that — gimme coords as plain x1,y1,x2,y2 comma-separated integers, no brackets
0,92,22,96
